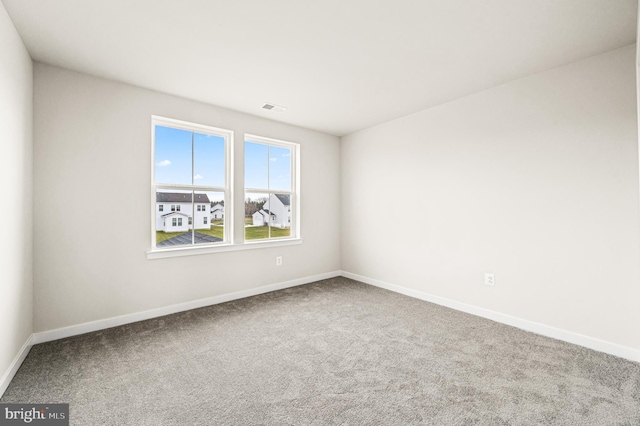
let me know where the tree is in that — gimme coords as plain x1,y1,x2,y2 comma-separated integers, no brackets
245,197,267,216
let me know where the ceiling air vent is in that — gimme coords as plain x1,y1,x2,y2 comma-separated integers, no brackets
262,103,287,113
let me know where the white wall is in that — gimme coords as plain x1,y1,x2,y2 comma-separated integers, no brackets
0,1,33,390
33,63,341,332
341,45,640,352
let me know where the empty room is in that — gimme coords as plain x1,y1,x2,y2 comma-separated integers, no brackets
1,0,639,424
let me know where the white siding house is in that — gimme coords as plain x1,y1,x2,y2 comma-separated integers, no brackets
211,203,224,220
156,192,211,232
160,212,190,232
252,194,291,228
252,209,272,226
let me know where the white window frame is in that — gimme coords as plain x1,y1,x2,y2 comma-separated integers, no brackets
147,121,303,259
150,116,233,251
244,134,300,243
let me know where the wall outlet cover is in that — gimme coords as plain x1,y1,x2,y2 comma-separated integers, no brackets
485,273,495,286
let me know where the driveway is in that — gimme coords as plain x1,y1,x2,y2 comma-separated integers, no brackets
157,231,223,247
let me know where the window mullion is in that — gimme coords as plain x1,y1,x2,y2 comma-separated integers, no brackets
191,131,195,245
267,145,271,239
245,188,291,194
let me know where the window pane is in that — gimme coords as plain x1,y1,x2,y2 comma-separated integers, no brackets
193,191,225,245
268,146,291,191
267,193,291,239
155,189,193,247
245,142,268,189
154,126,192,185
245,192,269,240
194,132,225,187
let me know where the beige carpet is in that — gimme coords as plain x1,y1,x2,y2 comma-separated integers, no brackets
2,277,639,425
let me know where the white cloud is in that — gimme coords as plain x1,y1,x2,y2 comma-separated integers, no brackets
194,174,204,180
270,158,277,162
157,159,171,167
282,153,291,157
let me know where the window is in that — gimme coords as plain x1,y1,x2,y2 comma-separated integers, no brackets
153,116,231,249
244,135,298,241
149,118,301,258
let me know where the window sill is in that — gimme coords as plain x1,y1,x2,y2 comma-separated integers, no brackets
146,238,303,260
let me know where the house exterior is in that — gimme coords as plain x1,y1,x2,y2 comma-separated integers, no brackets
211,202,224,220
252,209,274,226
156,192,211,232
252,194,291,228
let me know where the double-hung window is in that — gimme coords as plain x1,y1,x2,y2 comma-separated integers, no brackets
150,119,300,257
152,116,231,249
244,135,298,241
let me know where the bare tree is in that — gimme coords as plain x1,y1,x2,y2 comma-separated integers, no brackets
245,197,267,217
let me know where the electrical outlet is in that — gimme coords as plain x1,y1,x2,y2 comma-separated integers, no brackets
276,256,283,266
485,273,494,286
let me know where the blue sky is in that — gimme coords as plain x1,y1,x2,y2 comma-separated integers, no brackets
155,125,291,198
155,126,225,187
244,142,291,192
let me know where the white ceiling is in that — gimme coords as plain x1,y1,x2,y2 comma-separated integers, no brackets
3,0,637,136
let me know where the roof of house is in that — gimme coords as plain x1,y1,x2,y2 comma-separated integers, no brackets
161,212,190,218
253,209,275,217
156,192,210,203
274,194,290,206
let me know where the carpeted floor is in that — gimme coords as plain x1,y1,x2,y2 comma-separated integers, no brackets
2,277,639,425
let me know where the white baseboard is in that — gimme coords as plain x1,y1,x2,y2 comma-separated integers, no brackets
341,270,640,363
32,270,341,345
0,335,33,398
5,268,636,400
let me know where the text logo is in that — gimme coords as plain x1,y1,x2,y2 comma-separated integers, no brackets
0,404,68,425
